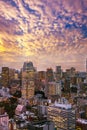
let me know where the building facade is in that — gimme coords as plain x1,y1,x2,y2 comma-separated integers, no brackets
47,102,76,130
22,62,36,99
48,82,61,97
1,67,9,87
46,68,54,82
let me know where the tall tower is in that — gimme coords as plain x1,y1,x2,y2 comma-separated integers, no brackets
56,66,62,81
22,61,36,99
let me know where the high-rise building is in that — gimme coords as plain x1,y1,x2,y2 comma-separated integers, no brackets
47,101,76,130
70,67,76,77
66,67,76,78
22,80,35,99
66,69,71,77
22,62,36,99
46,68,54,82
38,71,46,81
23,61,36,72
48,82,61,97
1,67,9,87
22,61,36,83
64,78,71,93
9,68,15,84
56,66,62,74
55,66,62,81
9,69,21,86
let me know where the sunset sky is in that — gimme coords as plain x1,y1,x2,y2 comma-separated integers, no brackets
0,0,87,71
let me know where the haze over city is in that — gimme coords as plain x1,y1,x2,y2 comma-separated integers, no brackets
0,0,87,71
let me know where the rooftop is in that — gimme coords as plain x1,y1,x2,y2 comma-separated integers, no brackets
54,103,72,109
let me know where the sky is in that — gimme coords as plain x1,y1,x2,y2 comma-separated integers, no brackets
0,0,87,71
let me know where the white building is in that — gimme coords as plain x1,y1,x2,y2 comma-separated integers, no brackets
47,101,76,130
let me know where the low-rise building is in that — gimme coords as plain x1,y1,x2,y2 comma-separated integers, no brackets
0,113,9,130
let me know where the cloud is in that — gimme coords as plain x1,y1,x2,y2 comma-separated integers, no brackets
0,0,87,71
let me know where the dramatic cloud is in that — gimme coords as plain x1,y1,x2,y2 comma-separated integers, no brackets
0,0,87,71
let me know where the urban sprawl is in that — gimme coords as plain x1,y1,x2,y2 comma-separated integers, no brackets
0,61,87,130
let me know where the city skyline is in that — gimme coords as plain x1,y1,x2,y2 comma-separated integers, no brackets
0,0,87,71
0,61,87,73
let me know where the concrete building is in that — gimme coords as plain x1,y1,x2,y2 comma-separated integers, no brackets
48,82,61,97
38,105,47,115
47,101,76,130
22,62,36,99
38,71,46,81
1,67,9,87
0,113,9,130
76,118,87,130
22,80,35,99
28,120,54,130
55,66,62,81
46,68,54,82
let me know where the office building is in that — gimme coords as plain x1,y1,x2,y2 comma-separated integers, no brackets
46,68,54,82
55,66,62,81
22,61,36,84
9,69,15,83
70,67,76,77
22,80,35,99
48,82,61,97
56,66,61,74
23,61,36,72
1,67,9,87
47,101,76,130
22,62,36,99
66,67,76,78
38,71,46,81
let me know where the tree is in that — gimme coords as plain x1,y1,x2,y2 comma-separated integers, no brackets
13,90,22,98
4,97,17,118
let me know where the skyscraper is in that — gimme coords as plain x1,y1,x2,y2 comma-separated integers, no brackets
22,61,36,99
55,66,62,81
1,67,9,87
46,68,54,82
23,61,36,72
38,71,46,81
56,66,61,74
